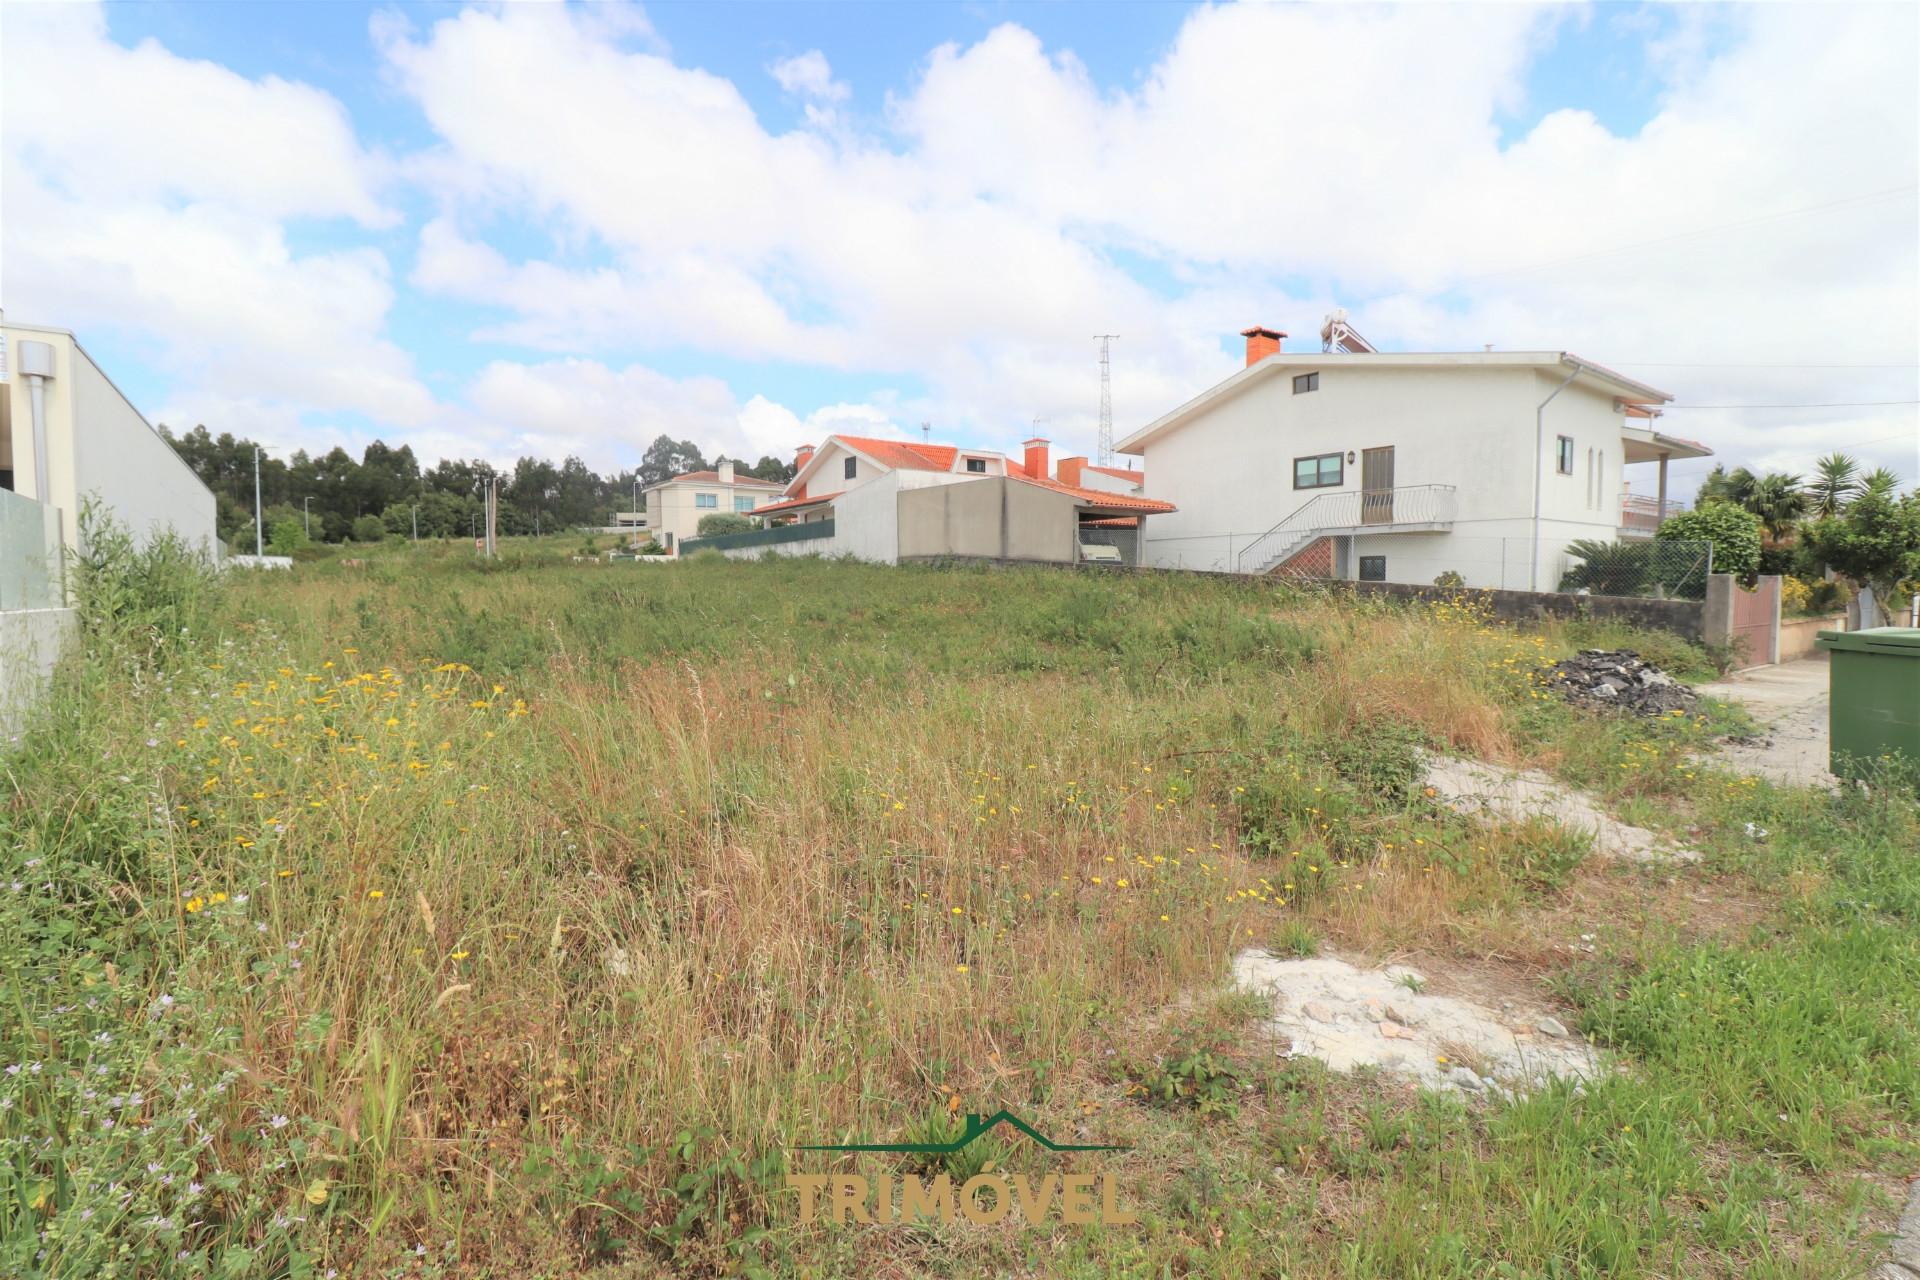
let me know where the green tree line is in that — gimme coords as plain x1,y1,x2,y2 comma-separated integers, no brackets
159,426,793,548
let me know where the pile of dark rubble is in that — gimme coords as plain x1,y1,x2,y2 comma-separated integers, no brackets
1545,649,1698,717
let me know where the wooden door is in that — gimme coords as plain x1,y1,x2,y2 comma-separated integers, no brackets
1361,447,1395,524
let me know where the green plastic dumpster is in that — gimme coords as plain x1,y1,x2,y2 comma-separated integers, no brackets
1815,627,1920,775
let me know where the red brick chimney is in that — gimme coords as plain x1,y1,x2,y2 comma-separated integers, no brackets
1057,455,1087,487
1022,437,1049,481
1241,325,1286,367
792,443,814,499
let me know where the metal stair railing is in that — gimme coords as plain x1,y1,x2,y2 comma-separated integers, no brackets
1235,484,1457,575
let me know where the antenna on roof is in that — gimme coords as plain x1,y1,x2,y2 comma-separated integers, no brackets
921,420,931,443
1319,309,1378,355
1093,334,1119,465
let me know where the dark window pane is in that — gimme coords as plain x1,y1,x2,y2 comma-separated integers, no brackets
844,456,857,480
1359,556,1387,581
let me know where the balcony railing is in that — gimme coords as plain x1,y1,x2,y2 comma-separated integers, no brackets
1236,484,1456,575
1620,493,1686,536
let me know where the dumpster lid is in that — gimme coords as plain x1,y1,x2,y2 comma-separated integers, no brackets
1816,626,1920,654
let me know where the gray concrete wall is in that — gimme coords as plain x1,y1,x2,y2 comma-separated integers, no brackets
897,477,1078,562
1,607,77,741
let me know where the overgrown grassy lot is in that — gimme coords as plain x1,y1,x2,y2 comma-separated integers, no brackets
4,535,1915,1278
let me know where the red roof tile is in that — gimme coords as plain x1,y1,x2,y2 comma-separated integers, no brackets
751,491,841,516
1013,473,1175,514
833,436,960,472
656,469,784,487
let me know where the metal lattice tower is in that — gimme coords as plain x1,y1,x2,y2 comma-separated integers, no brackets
1093,334,1119,465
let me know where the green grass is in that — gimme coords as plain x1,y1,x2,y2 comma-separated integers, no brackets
2,534,1913,1278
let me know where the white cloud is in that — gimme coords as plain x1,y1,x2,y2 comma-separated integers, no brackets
5,2,1914,485
380,2,1916,478
1,2,437,453
770,50,849,102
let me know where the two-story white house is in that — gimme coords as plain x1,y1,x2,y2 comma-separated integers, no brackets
632,460,786,553
1119,325,1712,590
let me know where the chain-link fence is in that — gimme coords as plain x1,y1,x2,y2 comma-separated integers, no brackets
1555,538,1713,600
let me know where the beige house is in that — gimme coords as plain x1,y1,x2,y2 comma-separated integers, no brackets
696,433,1173,565
2,319,217,731
2,320,218,562
633,460,785,553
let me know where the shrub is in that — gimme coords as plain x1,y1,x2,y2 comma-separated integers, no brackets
1802,486,1920,617
350,514,387,543
696,513,755,537
72,502,217,660
1433,569,1465,588
1781,576,1812,615
266,517,309,556
1656,501,1763,578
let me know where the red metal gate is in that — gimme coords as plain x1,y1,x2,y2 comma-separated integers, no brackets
1730,576,1781,667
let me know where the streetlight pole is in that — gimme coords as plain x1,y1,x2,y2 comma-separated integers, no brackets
411,505,419,543
253,447,264,557
303,496,312,540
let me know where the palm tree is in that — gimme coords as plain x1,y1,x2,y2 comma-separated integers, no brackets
1746,472,1806,543
1808,453,1860,518
1859,466,1902,500
1696,465,1758,508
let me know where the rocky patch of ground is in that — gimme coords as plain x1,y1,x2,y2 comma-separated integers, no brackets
1547,649,1697,717
1878,1178,1920,1279
1423,754,1702,864
1233,952,1600,1096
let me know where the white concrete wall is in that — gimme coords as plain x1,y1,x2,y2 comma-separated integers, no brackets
1076,467,1143,496
1136,362,1631,587
67,340,218,554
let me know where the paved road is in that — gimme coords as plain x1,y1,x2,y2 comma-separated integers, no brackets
1696,655,1832,788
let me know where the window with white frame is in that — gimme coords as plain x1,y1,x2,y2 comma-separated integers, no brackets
1556,436,1575,475
695,492,718,509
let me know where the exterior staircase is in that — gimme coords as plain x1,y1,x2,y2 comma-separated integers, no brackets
1237,484,1458,577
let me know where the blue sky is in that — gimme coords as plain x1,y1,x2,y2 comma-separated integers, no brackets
4,2,1915,484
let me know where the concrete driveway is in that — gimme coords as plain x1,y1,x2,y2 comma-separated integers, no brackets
1696,655,1832,788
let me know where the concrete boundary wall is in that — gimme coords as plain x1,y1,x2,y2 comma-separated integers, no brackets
1339,580,1705,640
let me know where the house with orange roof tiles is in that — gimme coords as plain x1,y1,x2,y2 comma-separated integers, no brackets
682,434,1174,566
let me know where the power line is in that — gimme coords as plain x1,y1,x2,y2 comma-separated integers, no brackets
1660,400,1919,409
1450,184,1918,285
1609,361,1919,369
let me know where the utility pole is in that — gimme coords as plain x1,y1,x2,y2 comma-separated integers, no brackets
253,446,264,556
1093,335,1119,466
302,496,312,539
411,504,419,543
484,477,498,557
